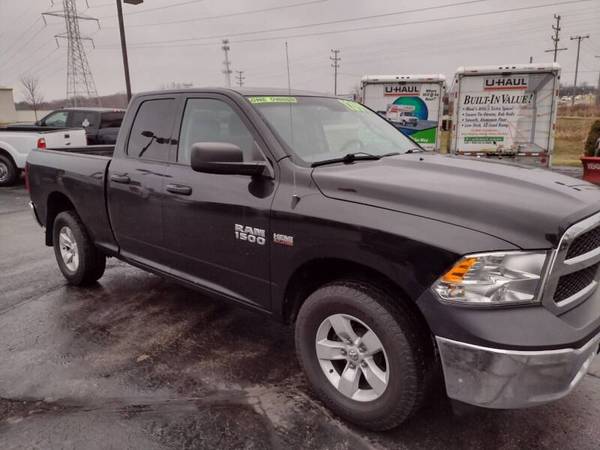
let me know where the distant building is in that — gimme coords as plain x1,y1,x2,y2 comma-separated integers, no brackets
0,87,17,124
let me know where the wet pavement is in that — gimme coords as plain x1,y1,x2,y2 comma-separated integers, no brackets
1,181,600,450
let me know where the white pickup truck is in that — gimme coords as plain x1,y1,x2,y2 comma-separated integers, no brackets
0,127,87,186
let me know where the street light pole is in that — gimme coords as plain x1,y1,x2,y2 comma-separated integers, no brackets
117,0,142,103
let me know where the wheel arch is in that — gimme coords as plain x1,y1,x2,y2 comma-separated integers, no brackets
0,146,17,166
281,257,429,329
45,191,77,246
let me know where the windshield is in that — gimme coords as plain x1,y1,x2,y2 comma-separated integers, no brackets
247,96,420,164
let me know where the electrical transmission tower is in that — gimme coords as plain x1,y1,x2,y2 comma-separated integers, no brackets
330,49,340,96
235,70,245,87
221,39,232,88
43,0,100,106
544,14,567,62
570,34,590,106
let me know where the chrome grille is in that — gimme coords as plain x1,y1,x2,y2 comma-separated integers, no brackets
566,225,600,260
553,263,600,302
542,212,600,313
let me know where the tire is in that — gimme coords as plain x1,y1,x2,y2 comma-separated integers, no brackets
295,281,431,431
52,210,106,285
0,154,18,187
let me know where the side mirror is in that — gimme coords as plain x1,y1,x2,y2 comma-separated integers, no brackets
190,142,268,177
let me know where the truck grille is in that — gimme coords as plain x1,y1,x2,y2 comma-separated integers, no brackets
566,225,600,260
553,263,599,303
542,212,600,312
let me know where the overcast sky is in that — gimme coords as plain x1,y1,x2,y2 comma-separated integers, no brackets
0,0,599,102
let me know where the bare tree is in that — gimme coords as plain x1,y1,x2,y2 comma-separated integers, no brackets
20,75,44,121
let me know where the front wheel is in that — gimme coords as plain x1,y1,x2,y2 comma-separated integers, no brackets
295,281,431,431
53,211,106,285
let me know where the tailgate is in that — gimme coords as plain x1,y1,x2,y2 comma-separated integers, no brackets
43,128,87,148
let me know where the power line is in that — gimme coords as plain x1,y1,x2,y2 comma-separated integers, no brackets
235,70,245,87
95,0,594,49
97,0,206,18
545,14,567,62
116,0,496,44
330,49,340,96
0,17,44,61
570,34,590,105
221,39,232,88
100,0,327,29
0,39,55,76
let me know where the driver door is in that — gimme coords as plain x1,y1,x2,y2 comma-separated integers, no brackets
161,95,275,310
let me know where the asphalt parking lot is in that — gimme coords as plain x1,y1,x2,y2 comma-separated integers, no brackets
1,180,600,450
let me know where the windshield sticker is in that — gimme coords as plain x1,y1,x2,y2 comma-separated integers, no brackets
248,96,298,104
338,99,368,112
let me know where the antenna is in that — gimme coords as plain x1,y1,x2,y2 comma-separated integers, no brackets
285,41,300,207
285,41,292,94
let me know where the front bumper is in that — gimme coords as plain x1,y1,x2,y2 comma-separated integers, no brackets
436,333,600,409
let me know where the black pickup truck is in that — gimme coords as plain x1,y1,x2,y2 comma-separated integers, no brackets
27,88,600,430
7,107,125,145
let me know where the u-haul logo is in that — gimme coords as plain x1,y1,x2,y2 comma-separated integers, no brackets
483,76,528,91
235,224,266,245
384,84,420,96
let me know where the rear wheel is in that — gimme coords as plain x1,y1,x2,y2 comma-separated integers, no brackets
53,211,106,285
0,154,18,187
295,281,431,431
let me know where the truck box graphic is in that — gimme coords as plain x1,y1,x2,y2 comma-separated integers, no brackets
361,74,446,151
450,63,561,167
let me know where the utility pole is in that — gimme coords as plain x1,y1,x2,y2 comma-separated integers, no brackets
235,70,245,87
570,34,590,106
221,39,232,88
596,56,600,106
43,0,100,106
545,14,567,62
330,49,340,96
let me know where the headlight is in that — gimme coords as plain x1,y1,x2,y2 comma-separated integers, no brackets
433,251,548,305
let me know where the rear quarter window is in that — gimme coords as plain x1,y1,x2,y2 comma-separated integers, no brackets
126,99,177,162
100,112,125,129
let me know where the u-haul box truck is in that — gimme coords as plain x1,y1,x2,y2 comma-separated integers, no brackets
360,74,446,151
450,63,561,167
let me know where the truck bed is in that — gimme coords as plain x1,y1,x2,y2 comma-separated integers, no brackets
46,145,115,157
0,125,81,133
27,147,117,252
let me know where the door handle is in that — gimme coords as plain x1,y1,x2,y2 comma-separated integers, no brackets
166,183,192,195
110,174,131,184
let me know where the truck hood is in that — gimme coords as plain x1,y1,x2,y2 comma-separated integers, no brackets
311,153,600,249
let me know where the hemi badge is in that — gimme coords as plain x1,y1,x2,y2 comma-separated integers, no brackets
273,233,294,247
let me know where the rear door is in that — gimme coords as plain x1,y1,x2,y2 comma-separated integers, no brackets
161,95,275,309
97,111,125,144
68,110,101,144
108,96,179,267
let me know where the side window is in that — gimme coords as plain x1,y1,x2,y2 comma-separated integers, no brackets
127,99,176,161
70,111,98,128
43,111,68,127
178,98,260,164
100,112,124,129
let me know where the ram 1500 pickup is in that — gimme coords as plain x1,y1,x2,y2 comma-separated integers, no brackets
27,88,600,430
